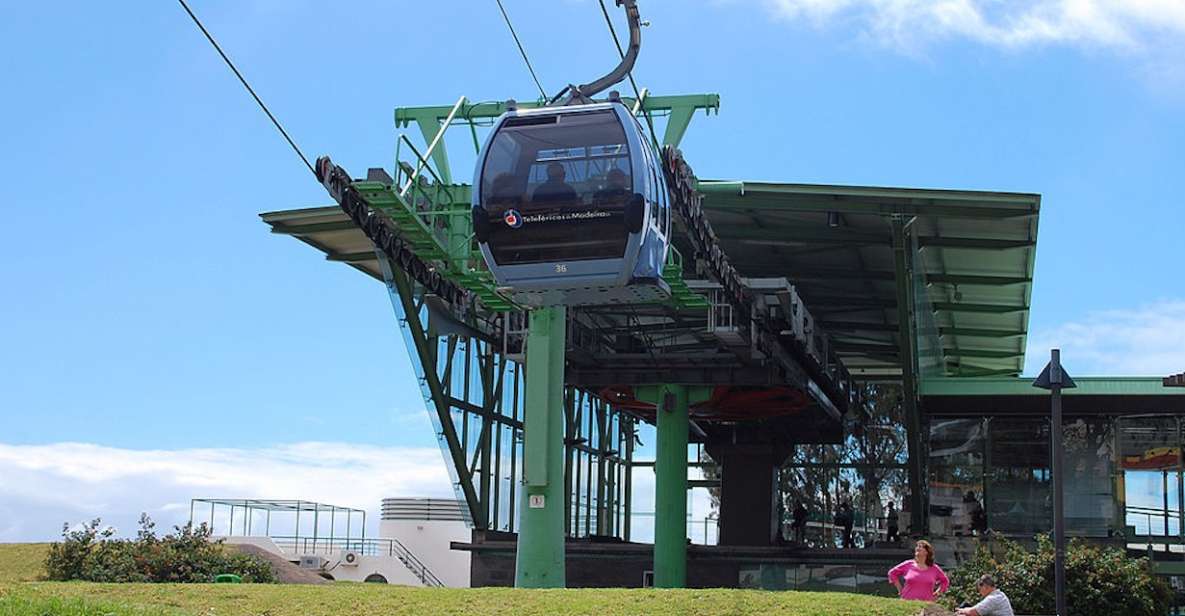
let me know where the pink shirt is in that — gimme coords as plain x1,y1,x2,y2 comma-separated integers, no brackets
887,559,949,601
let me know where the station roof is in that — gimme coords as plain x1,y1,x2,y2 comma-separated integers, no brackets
262,179,1040,382
697,181,1039,379
261,206,388,280
920,377,1185,416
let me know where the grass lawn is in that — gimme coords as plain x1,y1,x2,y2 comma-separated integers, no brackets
0,544,925,616
0,544,49,584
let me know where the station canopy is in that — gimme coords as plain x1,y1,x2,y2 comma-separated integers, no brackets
695,181,1039,380
263,179,1039,382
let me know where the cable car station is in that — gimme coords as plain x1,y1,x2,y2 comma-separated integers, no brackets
258,0,1185,595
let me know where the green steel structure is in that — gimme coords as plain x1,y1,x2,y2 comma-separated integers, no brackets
261,87,1069,588
268,93,760,589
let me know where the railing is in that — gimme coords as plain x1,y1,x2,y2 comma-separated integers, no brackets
270,535,445,587
1128,505,1181,536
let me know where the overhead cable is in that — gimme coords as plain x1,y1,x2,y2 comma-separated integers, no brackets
494,0,550,101
177,0,314,175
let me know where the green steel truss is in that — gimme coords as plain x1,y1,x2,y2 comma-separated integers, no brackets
338,94,722,314
378,251,639,538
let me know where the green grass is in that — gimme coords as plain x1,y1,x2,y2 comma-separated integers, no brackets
0,594,179,616
2,584,923,616
0,544,48,584
0,544,924,616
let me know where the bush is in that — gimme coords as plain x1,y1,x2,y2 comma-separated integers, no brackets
45,514,275,583
943,535,1171,616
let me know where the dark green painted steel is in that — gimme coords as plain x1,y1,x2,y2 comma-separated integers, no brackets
516,306,568,588
891,216,926,535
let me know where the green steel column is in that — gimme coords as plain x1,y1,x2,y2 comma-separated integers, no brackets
515,306,567,588
654,384,690,588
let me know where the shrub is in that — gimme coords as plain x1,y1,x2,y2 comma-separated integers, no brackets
943,535,1171,616
45,514,275,583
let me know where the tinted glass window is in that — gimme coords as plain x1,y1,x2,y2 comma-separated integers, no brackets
480,110,635,265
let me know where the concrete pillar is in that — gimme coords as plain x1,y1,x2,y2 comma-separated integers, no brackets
706,438,793,547
515,306,567,588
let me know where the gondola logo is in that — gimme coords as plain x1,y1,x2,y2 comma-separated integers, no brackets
504,209,523,228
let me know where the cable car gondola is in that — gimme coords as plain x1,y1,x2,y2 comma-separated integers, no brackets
472,99,671,307
470,0,669,307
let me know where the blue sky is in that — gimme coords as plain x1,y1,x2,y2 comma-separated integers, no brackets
1,1,1183,540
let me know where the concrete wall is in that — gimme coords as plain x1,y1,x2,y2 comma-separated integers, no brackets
380,519,471,588
319,552,423,585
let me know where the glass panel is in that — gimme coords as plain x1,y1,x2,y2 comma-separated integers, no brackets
1120,416,1181,537
1063,417,1118,537
986,417,1050,535
928,418,986,538
480,110,634,265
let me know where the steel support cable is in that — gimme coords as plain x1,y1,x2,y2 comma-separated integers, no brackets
493,0,549,100
177,0,314,175
597,0,659,146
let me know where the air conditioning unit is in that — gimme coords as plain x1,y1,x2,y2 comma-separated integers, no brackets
299,555,326,570
341,550,361,567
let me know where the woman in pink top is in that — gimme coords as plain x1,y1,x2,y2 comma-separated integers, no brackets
887,540,949,601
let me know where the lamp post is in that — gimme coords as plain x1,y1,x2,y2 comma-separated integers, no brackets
1033,349,1076,616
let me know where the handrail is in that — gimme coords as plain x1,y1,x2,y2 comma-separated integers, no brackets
389,537,445,587
400,96,466,198
269,535,444,587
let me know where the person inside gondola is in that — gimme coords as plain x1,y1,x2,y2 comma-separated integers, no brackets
488,172,521,215
592,167,630,205
532,162,577,206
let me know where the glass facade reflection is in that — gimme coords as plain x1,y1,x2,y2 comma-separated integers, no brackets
926,414,1184,541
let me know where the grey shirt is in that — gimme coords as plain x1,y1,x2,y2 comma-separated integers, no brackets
971,589,1014,616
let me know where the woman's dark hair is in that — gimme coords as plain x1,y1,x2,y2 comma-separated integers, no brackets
916,540,935,566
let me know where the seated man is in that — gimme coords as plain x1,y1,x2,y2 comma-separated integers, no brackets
956,575,1014,616
592,168,630,205
532,162,577,205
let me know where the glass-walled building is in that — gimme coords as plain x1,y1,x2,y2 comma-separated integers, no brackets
921,377,1185,547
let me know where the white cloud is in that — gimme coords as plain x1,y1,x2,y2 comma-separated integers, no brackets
1024,299,1185,375
0,442,455,542
758,0,1185,54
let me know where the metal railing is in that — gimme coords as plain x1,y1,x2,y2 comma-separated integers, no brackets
1128,505,1182,538
270,535,445,587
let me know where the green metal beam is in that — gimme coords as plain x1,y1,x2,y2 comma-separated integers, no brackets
891,215,926,536
949,364,1022,377
699,181,1040,219
395,94,720,125
809,294,1029,315
326,251,376,264
383,262,485,528
919,236,1034,250
944,348,1024,359
394,94,720,161
836,344,1024,359
738,265,1030,286
940,327,1027,338
714,224,1033,250
516,306,568,588
825,323,1024,340
931,301,1029,314
269,220,360,235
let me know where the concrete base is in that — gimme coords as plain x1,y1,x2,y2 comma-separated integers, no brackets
457,531,901,593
